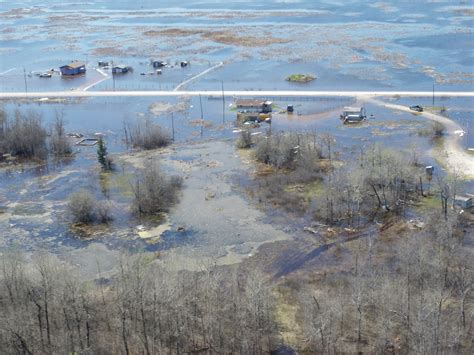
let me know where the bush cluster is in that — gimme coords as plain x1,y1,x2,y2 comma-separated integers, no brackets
68,189,112,224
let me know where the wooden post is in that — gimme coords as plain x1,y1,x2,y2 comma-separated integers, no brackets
221,80,225,124
171,113,175,141
199,94,204,137
23,68,28,93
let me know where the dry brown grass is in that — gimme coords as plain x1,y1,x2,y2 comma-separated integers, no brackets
202,30,289,47
92,46,127,56
144,28,289,47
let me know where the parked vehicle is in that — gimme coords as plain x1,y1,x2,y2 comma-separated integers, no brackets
410,105,423,112
39,73,52,78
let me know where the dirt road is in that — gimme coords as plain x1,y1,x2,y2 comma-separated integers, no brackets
368,97,474,178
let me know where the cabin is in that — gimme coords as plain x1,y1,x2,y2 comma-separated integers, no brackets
454,196,473,210
340,106,366,123
152,60,166,68
235,99,273,113
112,65,129,74
59,61,86,76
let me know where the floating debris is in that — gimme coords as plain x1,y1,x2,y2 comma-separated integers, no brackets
76,138,99,146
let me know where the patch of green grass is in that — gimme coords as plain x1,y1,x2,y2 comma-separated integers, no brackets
285,180,325,198
12,204,46,216
110,173,135,198
286,74,316,83
415,194,441,213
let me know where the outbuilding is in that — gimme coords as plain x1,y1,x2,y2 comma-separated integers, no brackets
340,106,366,123
152,60,166,68
454,196,473,209
235,99,273,113
59,61,86,76
112,65,129,74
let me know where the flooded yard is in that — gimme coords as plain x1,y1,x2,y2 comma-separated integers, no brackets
0,0,472,274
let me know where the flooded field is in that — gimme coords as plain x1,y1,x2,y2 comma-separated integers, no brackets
1,1,473,93
0,0,473,272
0,2,473,353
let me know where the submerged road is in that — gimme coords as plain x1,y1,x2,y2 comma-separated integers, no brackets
0,90,473,99
367,97,474,178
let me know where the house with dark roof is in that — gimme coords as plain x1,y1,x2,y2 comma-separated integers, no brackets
235,99,273,113
59,61,86,76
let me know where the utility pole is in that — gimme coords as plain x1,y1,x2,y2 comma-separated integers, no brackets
171,113,175,141
199,94,204,137
221,80,225,124
23,67,28,93
111,60,115,91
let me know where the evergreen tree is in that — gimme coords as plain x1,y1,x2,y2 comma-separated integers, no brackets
97,137,111,170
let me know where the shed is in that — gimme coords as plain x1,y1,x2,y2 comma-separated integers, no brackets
235,99,273,113
112,65,129,74
454,196,473,209
60,61,86,76
152,60,166,68
340,106,366,123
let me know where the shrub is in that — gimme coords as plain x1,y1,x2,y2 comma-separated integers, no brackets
125,119,171,150
131,163,183,215
68,190,96,224
68,190,113,225
418,121,445,138
431,121,445,137
0,110,47,159
96,201,113,223
255,133,300,169
50,113,72,157
236,129,252,149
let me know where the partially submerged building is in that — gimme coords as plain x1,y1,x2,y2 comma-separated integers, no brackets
112,65,129,74
235,99,273,114
235,99,273,125
59,61,86,76
152,60,166,68
454,196,473,210
340,106,366,123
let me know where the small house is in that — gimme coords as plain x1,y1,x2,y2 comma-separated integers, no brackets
112,65,129,74
59,61,86,76
235,99,273,113
454,196,473,209
152,60,166,68
340,106,366,123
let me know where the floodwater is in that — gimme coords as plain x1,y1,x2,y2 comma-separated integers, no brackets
0,0,473,274
1,1,473,91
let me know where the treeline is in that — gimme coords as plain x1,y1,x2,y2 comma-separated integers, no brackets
296,210,473,354
0,109,71,160
0,108,173,161
243,131,463,226
1,210,471,354
0,254,278,354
